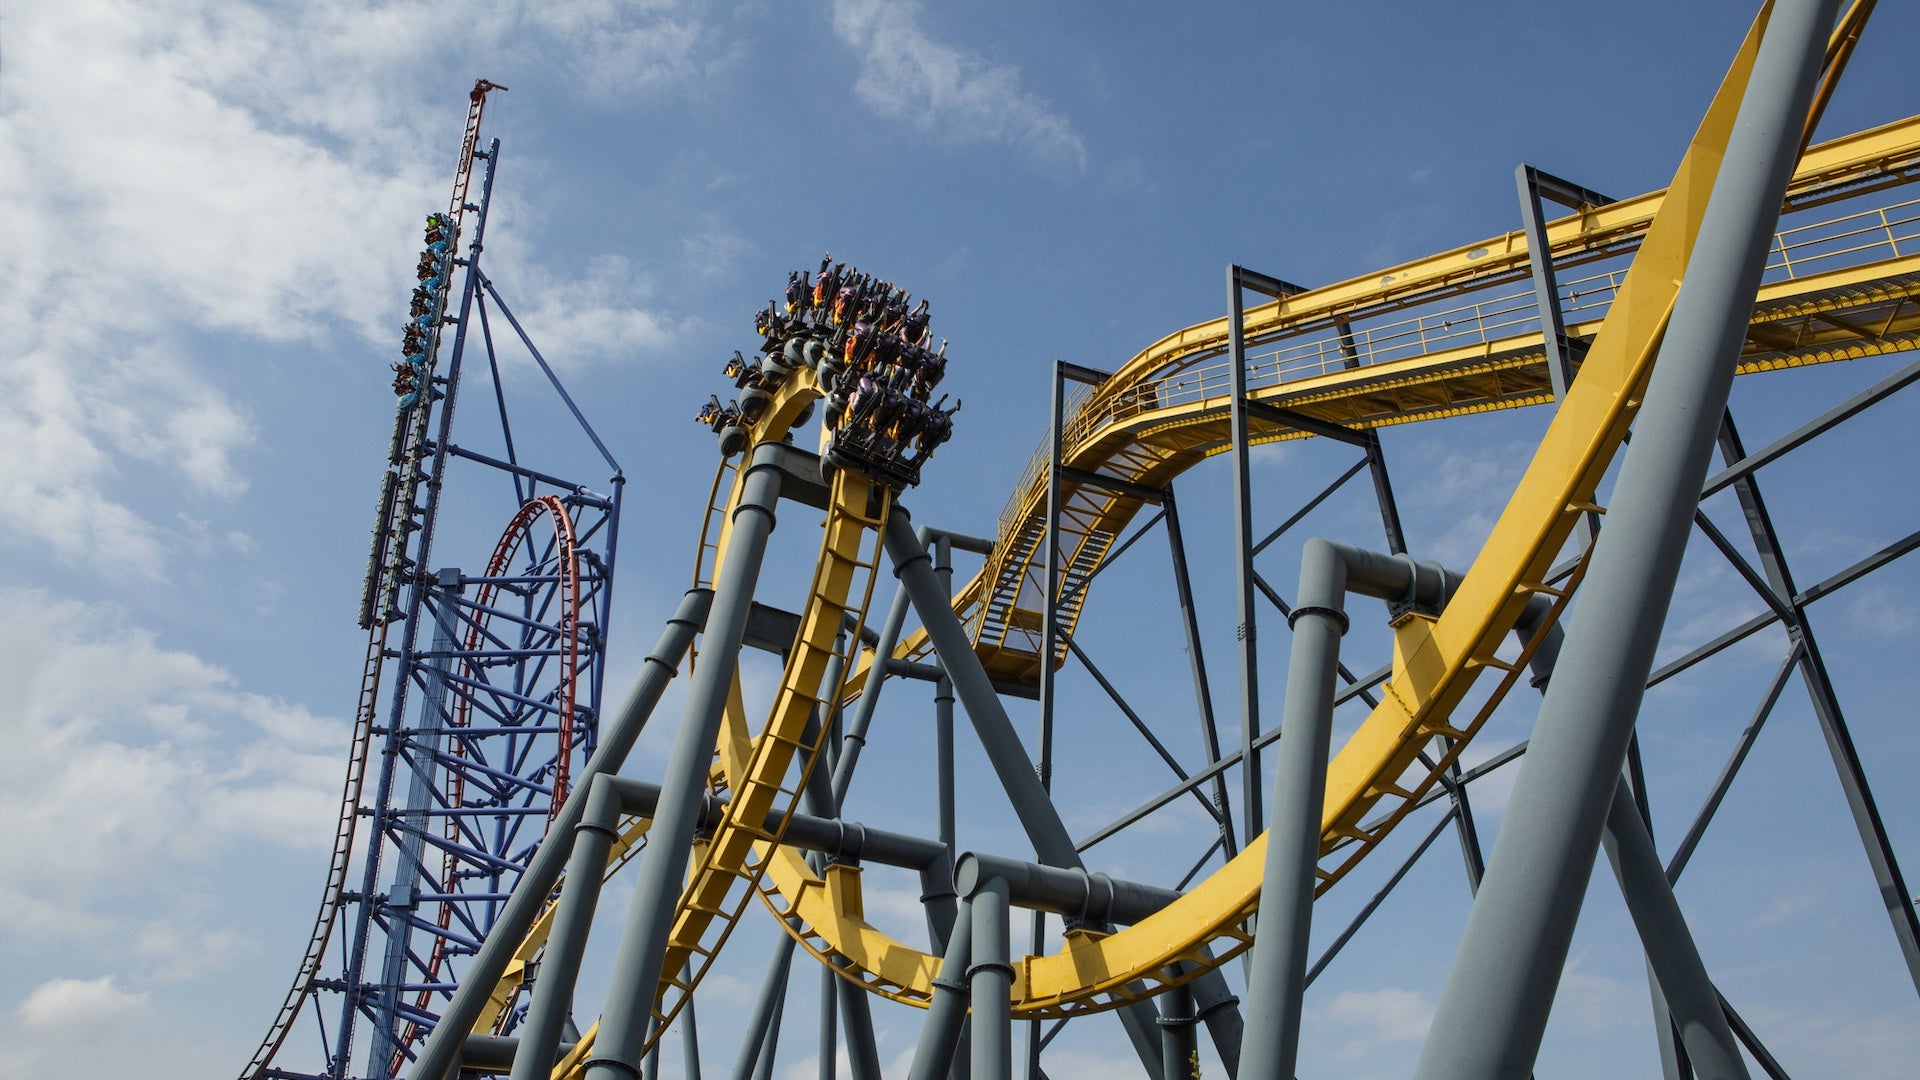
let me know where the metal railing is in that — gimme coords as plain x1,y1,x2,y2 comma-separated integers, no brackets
993,191,1920,551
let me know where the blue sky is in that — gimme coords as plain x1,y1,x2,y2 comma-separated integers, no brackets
3,1,1918,1077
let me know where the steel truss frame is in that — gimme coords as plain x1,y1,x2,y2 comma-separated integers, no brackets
248,137,628,1080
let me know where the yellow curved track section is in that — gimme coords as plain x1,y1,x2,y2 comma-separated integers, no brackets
542,5,1920,1064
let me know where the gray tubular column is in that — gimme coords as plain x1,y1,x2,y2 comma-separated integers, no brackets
1601,779,1749,1079
816,966,837,1080
509,776,625,1080
586,451,786,1080
1158,980,1199,1080
1239,538,1348,1079
727,936,796,1080
883,508,1170,1075
969,877,1014,1080
1413,2,1838,1074
883,509,1077,866
407,587,711,1080
831,553,916,807
909,904,974,1080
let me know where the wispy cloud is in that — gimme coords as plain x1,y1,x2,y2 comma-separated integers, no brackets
0,0,704,577
0,588,346,946
829,0,1088,173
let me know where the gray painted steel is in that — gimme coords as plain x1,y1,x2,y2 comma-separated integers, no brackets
967,878,1014,1080
405,586,712,1080
1225,268,1263,846
1601,780,1749,1078
1413,3,1839,1072
585,451,786,1080
1159,979,1199,1080
727,936,795,1080
909,904,974,1080
1239,539,1350,1079
508,776,624,1080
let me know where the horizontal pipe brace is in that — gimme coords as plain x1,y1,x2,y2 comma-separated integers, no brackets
954,851,1183,925
600,776,946,870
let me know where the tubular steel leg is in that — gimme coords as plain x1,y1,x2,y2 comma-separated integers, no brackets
1602,780,1749,1079
1414,5,1839,1073
818,966,838,1080
836,959,884,1080
1240,539,1349,1079
969,878,1014,1080
728,936,796,1080
753,985,787,1080
832,564,914,808
509,776,624,1080
1158,980,1199,1080
586,454,786,1080
407,587,712,1080
910,902,974,1080
884,509,1171,1077
682,969,704,1080
934,535,960,863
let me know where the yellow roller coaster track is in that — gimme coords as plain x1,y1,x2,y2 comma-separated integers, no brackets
527,4,1919,1068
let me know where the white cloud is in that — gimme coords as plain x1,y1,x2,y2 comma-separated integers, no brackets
1322,985,1436,1043
0,0,701,577
830,0,1088,172
0,588,346,945
17,976,149,1030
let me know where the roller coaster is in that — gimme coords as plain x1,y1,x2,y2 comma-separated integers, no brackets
249,1,1919,1077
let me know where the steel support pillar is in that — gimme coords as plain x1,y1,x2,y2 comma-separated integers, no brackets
909,900,974,1080
406,587,712,1080
509,776,623,1080
883,509,1207,1077
727,936,795,1080
1240,539,1455,1078
969,877,1014,1080
1414,4,1839,1073
1158,980,1199,1080
1225,267,1263,846
1601,780,1748,1079
586,451,787,1080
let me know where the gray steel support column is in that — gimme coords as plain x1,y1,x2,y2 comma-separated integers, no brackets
884,510,1078,866
969,877,1014,1080
836,959,884,1080
407,587,712,1080
817,966,837,1080
935,534,959,862
1601,779,1748,1079
1158,981,1199,1080
1192,960,1243,1079
884,509,1173,1077
832,564,914,808
1225,267,1263,846
510,776,624,1080
586,452,787,1080
681,970,704,1080
910,905,974,1080
752,982,787,1080
1163,491,1238,860
727,936,796,1080
1239,539,1349,1079
1413,4,1839,1073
